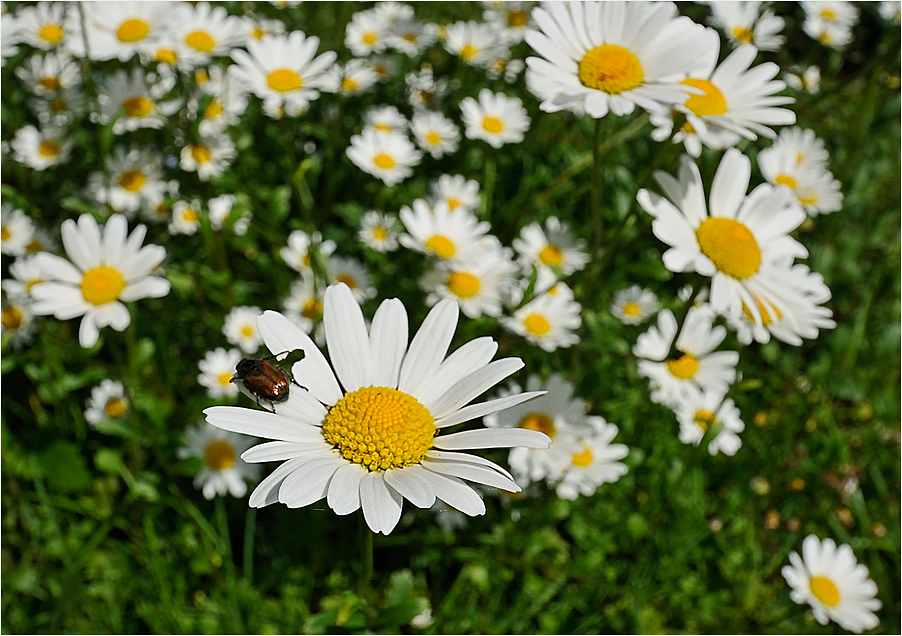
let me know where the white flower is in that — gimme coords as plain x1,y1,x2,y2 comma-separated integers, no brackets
555,416,629,500
78,1,171,61
675,387,745,456
209,194,249,235
387,19,437,57
758,128,843,216
95,68,180,134
801,2,859,49
11,2,70,51
229,32,338,118
179,134,237,181
2,254,48,300
707,1,786,51
332,58,379,95
1,13,20,64
460,89,530,149
89,147,167,216
15,52,81,97
483,1,537,45
637,149,808,328
178,423,259,500
282,275,324,339
399,200,491,264
1,292,36,348
512,216,588,277
430,175,480,213
346,129,422,186
525,1,717,118
327,256,376,303
10,124,73,171
192,65,249,136
280,230,336,275
880,1,902,23
358,211,401,252
405,64,450,110
363,104,408,135
1,206,35,257
633,307,739,408
610,285,659,325
411,111,460,159
204,283,551,535
169,200,201,236
198,347,243,399
443,20,506,67
30,214,170,348
782,535,881,633
784,65,821,94
502,284,582,352
345,9,390,56
421,245,519,319
168,2,245,68
223,305,264,354
84,379,130,425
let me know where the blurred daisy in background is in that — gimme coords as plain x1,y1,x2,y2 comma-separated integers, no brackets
89,147,167,216
223,305,264,354
443,20,506,68
280,229,336,275
331,59,379,96
358,210,401,252
2,254,47,300
198,347,243,399
801,1,859,49
345,8,390,56
411,110,460,159
77,1,171,61
707,1,785,51
15,52,81,98
430,174,480,213
482,1,537,45
399,200,490,264
880,0,901,23
168,2,245,68
282,275,324,339
205,284,550,535
346,129,422,185
30,214,170,348
179,423,259,500
1,207,36,257
208,194,249,235
674,387,745,456
95,68,180,134
10,124,73,171
387,19,437,57
179,134,237,181
327,256,377,303
363,104,408,134
460,89,530,148
11,2,70,51
784,65,821,94
406,64,450,110
84,379,130,426
555,416,629,500
192,66,248,136
1,292,37,348
502,285,582,352
421,244,519,319
610,285,660,325
513,216,588,278
169,200,201,236
782,534,881,633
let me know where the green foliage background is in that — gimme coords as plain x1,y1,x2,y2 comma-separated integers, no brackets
1,2,899,633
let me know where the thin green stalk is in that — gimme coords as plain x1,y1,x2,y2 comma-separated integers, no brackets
358,511,374,597
243,507,256,582
590,117,605,251
481,154,496,220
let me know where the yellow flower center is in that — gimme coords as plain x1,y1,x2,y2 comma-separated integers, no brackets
80,266,126,306
50,97,67,112
682,78,727,117
155,48,178,64
666,353,699,380
252,27,265,39
191,145,212,163
809,575,841,607
241,325,253,337
482,116,504,133
182,207,198,223
572,445,593,467
105,396,128,419
1,306,23,330
117,18,150,43
538,244,563,267
195,70,210,84
341,78,358,92
426,132,442,145
122,96,152,118
508,10,528,27
742,297,782,326
820,9,837,21
372,226,388,240
0,227,9,241
775,174,798,189
446,271,481,298
447,198,460,210
523,313,550,336
817,32,832,45
335,273,357,288
622,301,642,317
732,26,754,44
373,153,395,169
578,44,644,94
118,170,146,192
204,439,236,471
374,123,393,132
301,298,323,320
204,99,224,120
38,140,60,157
39,24,65,44
363,32,377,45
267,69,303,92
694,409,715,432
695,217,762,280
798,190,819,206
460,44,477,60
217,372,233,386
322,386,436,471
424,235,455,259
518,412,555,439
38,76,62,90
25,278,44,292
185,30,215,53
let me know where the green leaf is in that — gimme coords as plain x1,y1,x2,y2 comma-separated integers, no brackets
38,441,91,492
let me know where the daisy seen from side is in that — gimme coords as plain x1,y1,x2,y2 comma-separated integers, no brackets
179,423,259,500
280,229,336,275
674,386,745,456
555,416,629,500
84,379,130,426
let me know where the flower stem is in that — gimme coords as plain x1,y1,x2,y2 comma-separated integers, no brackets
481,153,496,220
243,507,256,582
358,510,374,597
591,117,605,251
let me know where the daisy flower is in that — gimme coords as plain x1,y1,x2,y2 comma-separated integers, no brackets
637,149,808,328
650,42,795,157
363,105,408,135
282,275,324,339
1,292,37,349
2,254,48,300
198,347,243,399
332,58,379,95
502,284,582,352
169,200,201,236
242,16,286,44
346,129,422,186
387,19,437,57
443,20,506,67
399,200,491,264
15,52,81,97
89,147,167,216
31,85,84,126
758,128,843,216
421,245,519,319
430,175,480,213
483,1,537,45
406,64,450,110
675,387,745,456
359,211,401,252
370,55,399,82
460,89,530,149
169,2,245,68
280,230,336,275
78,1,170,61
11,2,70,50
192,65,249,136
782,534,881,633
204,283,551,535
411,111,460,159
784,65,821,94
513,216,588,277
10,124,73,171
610,285,660,325
95,68,179,134
345,9,390,56
224,305,264,354
230,32,338,118
555,416,629,500
30,214,170,348
1,12,20,64
485,374,590,485
179,134,237,182
525,1,716,118
633,307,739,408
1,206,35,257
209,194,249,235
327,256,376,303
371,2,415,26
178,423,259,500
802,2,859,49
880,1,902,23
84,379,130,426
707,1,786,51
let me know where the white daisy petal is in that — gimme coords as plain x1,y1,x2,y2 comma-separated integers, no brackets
368,298,408,388
398,299,458,395
382,464,436,509
324,283,373,392
433,428,551,450
360,472,404,534
434,390,546,428
326,462,367,516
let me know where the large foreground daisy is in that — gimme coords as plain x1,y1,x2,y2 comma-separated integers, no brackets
205,284,550,534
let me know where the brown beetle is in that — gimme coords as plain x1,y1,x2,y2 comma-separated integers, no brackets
231,355,293,411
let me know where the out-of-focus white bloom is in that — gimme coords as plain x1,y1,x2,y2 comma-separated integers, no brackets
363,104,408,135
77,1,171,61
460,89,530,148
2,255,48,299
346,129,422,186
502,284,582,351
444,20,506,67
95,68,180,134
399,200,491,265
89,147,167,217
411,111,460,159
209,194,249,235
675,387,745,456
198,347,243,399
880,1,902,23
388,19,437,56
178,422,259,500
10,124,73,171
10,2,70,51
345,9,390,56
327,256,376,303
707,1,786,51
555,416,629,500
421,245,519,319
223,305,264,354
483,1,537,45
370,55,399,82
1,206,35,257
610,286,660,325
30,85,84,126
84,379,130,426
282,274,324,339
513,216,588,277
406,64,450,110
280,230,336,275
168,2,245,68
801,1,859,49
192,65,248,136
331,58,379,95
784,65,821,94
358,211,401,252
15,52,81,97
169,200,202,236
179,134,237,181
1,292,37,348
430,175,480,213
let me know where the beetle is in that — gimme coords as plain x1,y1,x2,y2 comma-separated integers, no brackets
231,353,298,411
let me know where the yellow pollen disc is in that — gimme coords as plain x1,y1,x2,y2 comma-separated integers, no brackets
447,198,460,210
460,44,477,60
341,78,358,92
732,26,754,44
742,297,782,326
508,10,528,27
182,208,198,223
204,99,224,120
523,313,550,336
820,9,837,21
572,445,593,467
195,70,209,84
1,306,23,330
403,33,417,43
122,96,152,118
798,190,819,206
322,386,436,471
25,278,44,292
694,410,715,432
301,298,323,320
482,116,503,133
50,97,66,112
810,576,841,606
424,235,455,259
335,274,357,288
666,353,699,380
622,301,642,317
1,227,10,241
191,145,212,163
373,153,395,169
363,32,377,45
118,170,146,192
682,78,727,117
252,27,265,39
695,217,762,280
302,253,312,268
241,325,253,337
204,439,236,471
426,132,442,145
578,44,644,94
775,174,798,189
80,266,126,306
185,30,215,53
38,141,60,157
217,372,233,386
117,18,150,43
374,123,393,131
446,271,481,298
518,412,555,438
818,32,832,45
538,244,563,267
39,24,65,44
267,69,303,92
372,226,388,240
155,48,178,64
39,76,62,90
105,397,128,419
796,152,805,164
